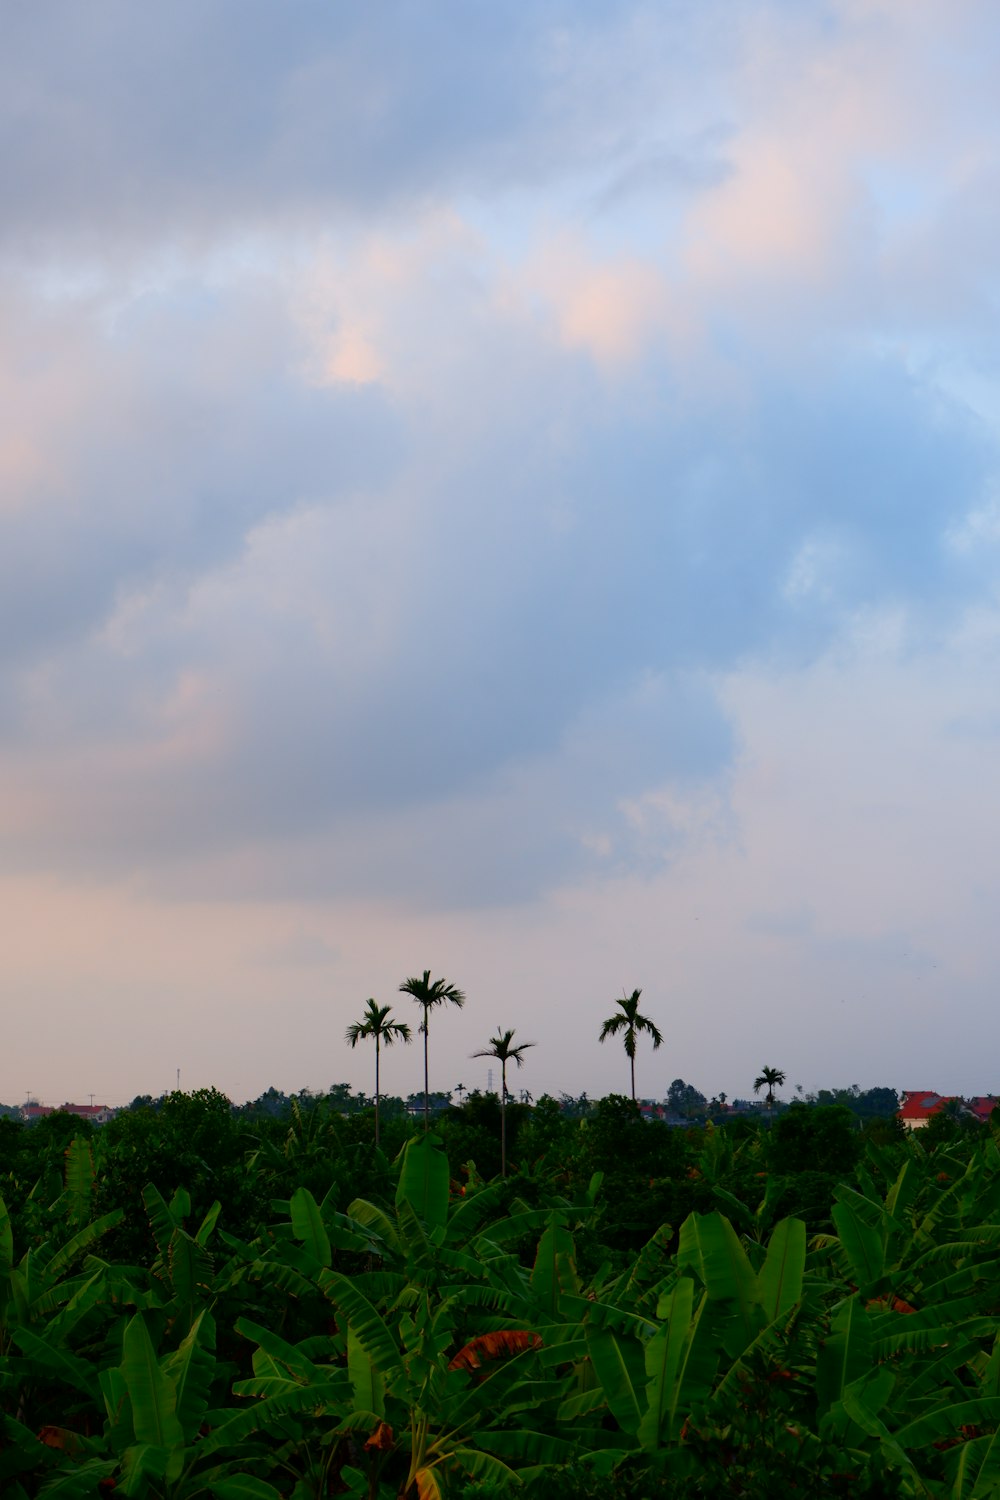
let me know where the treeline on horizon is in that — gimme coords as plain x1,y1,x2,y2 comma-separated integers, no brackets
3,1079,904,1122
0,1079,969,1272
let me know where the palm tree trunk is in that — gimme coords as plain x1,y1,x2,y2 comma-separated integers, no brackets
375,1035,381,1148
423,1015,430,1132
501,1059,507,1178
630,1050,636,1104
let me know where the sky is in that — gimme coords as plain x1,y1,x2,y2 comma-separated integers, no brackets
3,0,1000,1109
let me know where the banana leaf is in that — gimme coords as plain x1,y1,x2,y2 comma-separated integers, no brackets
816,1295,873,1417
756,1216,806,1322
194,1199,222,1246
442,1445,521,1490
346,1198,401,1257
121,1312,184,1452
637,1276,718,1451
8,1325,101,1402
558,1386,608,1421
209,1480,284,1500
289,1186,332,1268
831,1193,886,1291
476,1427,578,1464
63,1139,94,1219
36,1459,119,1498
320,1271,402,1374
396,1134,449,1231
676,1212,760,1357
167,1227,214,1314
35,1209,125,1289
163,1307,216,1443
943,1428,1000,1500
142,1184,180,1263
530,1219,577,1320
119,1441,171,1496
586,1326,644,1436
235,1317,325,1382
349,1324,385,1418
894,1398,1000,1450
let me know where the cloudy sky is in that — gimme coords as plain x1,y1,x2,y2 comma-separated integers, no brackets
3,0,999,1110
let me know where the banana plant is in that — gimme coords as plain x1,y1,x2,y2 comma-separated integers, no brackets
91,1306,286,1499
230,1135,576,1498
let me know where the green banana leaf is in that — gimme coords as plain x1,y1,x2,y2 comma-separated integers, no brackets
476,1427,578,1464
120,1312,184,1452
163,1307,216,1443
344,1198,400,1256
676,1211,761,1356
894,1398,1000,1450
816,1295,873,1417
63,1139,94,1221
34,1209,125,1290
289,1186,332,1268
320,1271,402,1374
530,1219,577,1320
756,1216,806,1322
396,1133,449,1231
194,1198,222,1246
636,1276,718,1452
586,1325,645,1436
235,1317,327,1382
210,1479,284,1500
348,1324,385,1418
8,1324,101,1402
942,1429,1000,1500
830,1191,887,1291
36,1458,118,1498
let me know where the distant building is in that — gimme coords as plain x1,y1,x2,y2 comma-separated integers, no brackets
20,1102,116,1125
898,1092,999,1129
898,1092,951,1128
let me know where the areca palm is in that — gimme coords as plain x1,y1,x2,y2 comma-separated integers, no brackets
753,1065,786,1123
399,969,466,1130
472,1028,535,1177
598,988,663,1103
346,999,411,1147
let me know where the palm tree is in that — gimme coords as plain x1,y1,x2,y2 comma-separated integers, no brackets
753,1065,786,1124
472,1029,535,1178
345,1000,411,1147
598,988,663,1103
399,970,466,1130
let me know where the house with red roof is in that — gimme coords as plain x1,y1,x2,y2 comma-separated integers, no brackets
898,1091,952,1128
898,1092,999,1129
20,1101,116,1125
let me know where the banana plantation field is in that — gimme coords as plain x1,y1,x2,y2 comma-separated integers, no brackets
3,1099,1000,1497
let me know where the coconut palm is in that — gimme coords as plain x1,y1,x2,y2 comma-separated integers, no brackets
346,1000,411,1147
400,969,466,1130
753,1065,786,1124
472,1028,535,1177
598,988,663,1103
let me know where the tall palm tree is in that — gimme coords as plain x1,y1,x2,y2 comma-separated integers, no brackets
399,970,466,1130
753,1065,786,1124
599,988,663,1103
345,1000,411,1147
472,1028,535,1178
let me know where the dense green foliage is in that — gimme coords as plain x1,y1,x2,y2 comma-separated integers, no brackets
3,1090,1000,1496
